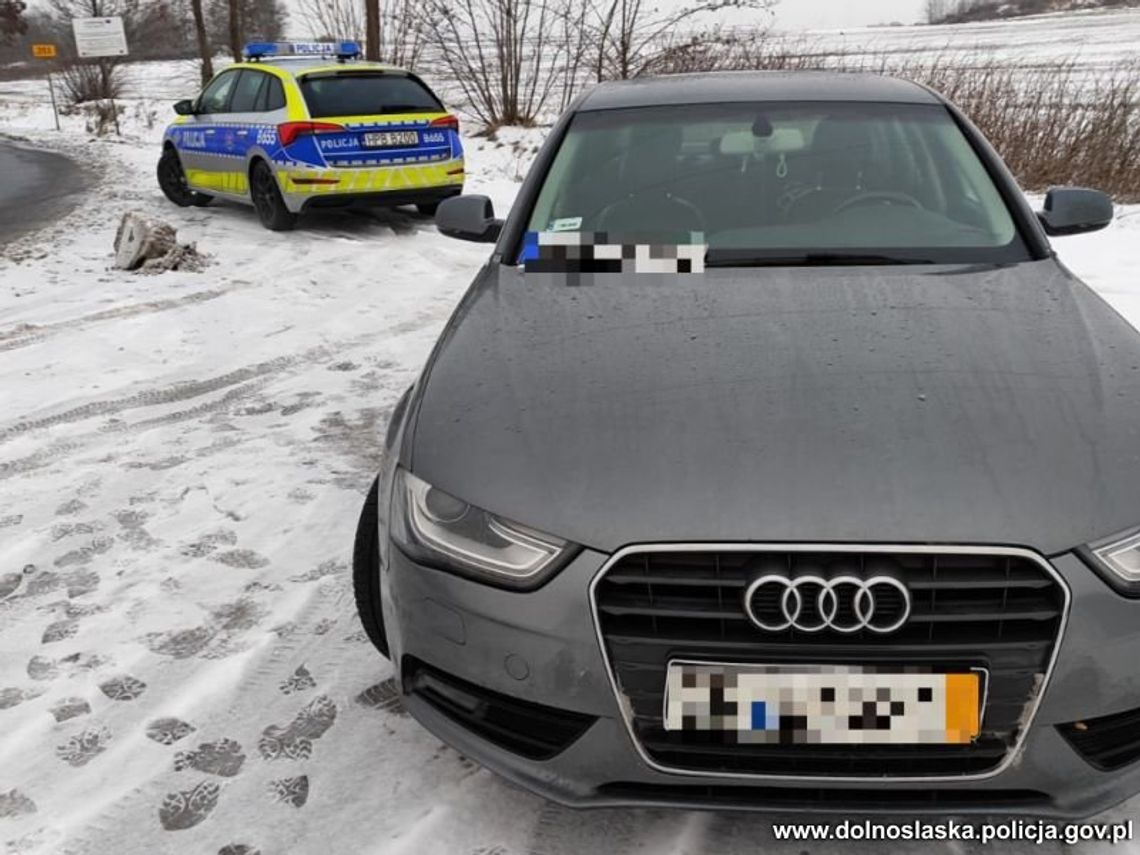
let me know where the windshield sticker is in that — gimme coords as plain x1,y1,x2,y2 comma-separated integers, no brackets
548,217,583,232
520,231,706,274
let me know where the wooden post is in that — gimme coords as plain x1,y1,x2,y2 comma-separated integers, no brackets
46,71,61,131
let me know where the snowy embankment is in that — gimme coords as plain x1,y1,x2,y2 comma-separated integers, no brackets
1,25,1140,855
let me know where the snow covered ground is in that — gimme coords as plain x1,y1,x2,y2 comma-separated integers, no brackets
1,15,1140,853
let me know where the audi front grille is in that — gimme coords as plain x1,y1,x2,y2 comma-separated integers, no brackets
590,545,1068,780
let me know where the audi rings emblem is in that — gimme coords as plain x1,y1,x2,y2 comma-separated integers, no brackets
743,575,912,635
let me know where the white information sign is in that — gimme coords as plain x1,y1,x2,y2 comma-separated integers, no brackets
72,17,128,59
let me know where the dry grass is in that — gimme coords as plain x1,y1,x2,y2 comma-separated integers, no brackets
654,38,1140,202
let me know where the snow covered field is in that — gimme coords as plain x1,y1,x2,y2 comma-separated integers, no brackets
1,13,1140,853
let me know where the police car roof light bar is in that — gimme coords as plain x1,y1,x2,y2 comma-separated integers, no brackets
242,41,362,61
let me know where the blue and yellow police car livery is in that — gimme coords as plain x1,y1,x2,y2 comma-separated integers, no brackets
157,41,464,230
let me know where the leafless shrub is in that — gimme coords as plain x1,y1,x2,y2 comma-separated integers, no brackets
57,58,125,106
422,0,570,127
297,0,364,43
587,0,777,81
297,0,426,66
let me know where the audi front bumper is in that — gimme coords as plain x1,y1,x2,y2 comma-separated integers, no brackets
382,544,1140,817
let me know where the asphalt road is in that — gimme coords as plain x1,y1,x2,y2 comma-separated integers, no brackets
0,139,86,244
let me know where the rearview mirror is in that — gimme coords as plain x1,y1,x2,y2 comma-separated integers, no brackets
1038,187,1113,237
436,195,503,243
173,99,197,116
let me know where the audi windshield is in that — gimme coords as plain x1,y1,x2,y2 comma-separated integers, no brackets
524,102,1030,265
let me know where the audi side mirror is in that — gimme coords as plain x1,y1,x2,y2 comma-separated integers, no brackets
173,99,197,116
436,195,503,243
1038,187,1113,237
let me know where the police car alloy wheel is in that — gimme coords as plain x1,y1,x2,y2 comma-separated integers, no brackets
250,160,297,232
157,147,212,208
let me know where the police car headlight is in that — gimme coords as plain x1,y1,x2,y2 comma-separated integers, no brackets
1085,526,1140,594
391,468,576,588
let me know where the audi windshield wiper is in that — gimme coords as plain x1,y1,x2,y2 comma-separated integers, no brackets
705,252,937,268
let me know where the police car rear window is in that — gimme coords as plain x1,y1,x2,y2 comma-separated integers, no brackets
299,73,442,118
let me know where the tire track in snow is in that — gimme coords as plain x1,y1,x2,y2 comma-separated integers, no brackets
0,281,261,353
0,352,318,444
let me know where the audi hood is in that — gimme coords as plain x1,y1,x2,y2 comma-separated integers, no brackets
408,259,1140,556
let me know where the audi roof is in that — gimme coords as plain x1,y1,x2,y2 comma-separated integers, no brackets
577,71,942,111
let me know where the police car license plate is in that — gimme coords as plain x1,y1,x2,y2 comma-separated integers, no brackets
664,662,981,745
363,131,419,148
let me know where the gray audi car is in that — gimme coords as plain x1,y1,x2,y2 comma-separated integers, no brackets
352,72,1140,816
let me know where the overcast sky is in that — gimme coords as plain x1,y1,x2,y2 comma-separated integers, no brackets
771,0,927,29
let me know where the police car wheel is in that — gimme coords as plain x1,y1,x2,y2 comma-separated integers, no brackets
157,148,212,208
250,160,297,232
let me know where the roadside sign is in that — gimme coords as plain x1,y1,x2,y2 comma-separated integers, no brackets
71,16,128,59
32,44,58,59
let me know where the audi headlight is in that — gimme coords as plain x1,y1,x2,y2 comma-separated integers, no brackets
1084,526,1140,595
391,468,577,588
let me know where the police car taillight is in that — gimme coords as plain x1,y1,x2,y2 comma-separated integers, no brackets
430,115,460,133
277,121,344,147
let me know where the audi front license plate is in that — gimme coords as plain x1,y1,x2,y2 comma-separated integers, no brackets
664,663,981,745
363,130,419,148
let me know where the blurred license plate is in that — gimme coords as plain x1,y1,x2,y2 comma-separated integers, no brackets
664,662,981,745
363,131,419,148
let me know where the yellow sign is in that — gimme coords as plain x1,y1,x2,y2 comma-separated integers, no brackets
32,44,58,59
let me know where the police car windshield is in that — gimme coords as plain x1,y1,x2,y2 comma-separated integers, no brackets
299,72,442,118
524,102,1031,266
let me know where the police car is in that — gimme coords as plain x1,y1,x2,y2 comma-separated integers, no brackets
157,41,464,231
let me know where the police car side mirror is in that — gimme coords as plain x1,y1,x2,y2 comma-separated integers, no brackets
173,99,197,116
437,195,502,243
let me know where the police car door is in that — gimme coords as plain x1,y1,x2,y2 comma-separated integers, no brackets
178,69,240,195
224,69,289,198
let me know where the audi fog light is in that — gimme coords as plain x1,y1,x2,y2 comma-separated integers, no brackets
1088,528,1140,591
391,468,576,588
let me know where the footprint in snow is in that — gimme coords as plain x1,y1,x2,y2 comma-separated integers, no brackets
53,536,114,568
56,727,111,766
355,678,406,717
0,687,44,710
50,697,91,723
42,618,79,644
146,717,197,745
278,665,316,695
99,675,147,701
258,695,337,761
0,789,37,818
212,549,270,569
268,775,309,808
144,625,215,659
219,846,262,855
158,780,221,831
174,738,246,777
27,655,59,680
55,499,87,516
0,572,21,599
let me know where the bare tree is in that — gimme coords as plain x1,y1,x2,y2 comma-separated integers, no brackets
0,0,27,44
924,0,950,22
190,0,212,83
423,0,568,126
297,0,363,42
376,0,427,67
364,0,378,59
227,0,240,61
588,0,778,81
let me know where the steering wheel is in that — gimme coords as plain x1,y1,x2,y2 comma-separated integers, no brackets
833,191,923,216
596,192,707,237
